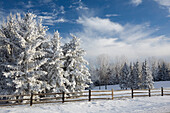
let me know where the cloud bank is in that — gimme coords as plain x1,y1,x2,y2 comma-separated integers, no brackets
74,16,170,61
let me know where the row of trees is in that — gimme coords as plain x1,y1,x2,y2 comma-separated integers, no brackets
90,55,170,89
119,61,153,89
0,13,91,95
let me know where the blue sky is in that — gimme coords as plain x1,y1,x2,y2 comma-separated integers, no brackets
0,0,170,61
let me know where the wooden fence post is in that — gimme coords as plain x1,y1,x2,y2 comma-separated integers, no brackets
89,90,91,101
161,87,163,96
62,92,65,103
30,92,33,106
148,88,151,97
111,89,114,100
105,85,107,90
16,95,19,103
19,94,22,103
131,88,134,98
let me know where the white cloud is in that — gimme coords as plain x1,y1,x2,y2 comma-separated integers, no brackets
154,0,170,6
38,6,68,26
73,16,170,61
54,18,67,23
18,1,34,9
119,23,155,43
60,6,65,14
130,0,142,6
76,5,88,10
154,0,170,13
25,1,34,8
77,17,124,33
0,2,67,26
42,18,68,25
39,16,53,20
106,14,120,17
70,0,88,11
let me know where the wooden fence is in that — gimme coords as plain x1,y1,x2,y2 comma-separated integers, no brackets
0,87,170,107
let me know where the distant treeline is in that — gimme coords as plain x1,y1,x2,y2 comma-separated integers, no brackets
89,55,170,89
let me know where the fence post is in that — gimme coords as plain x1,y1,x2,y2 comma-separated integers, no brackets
89,90,91,101
62,91,65,103
148,88,151,97
111,89,114,100
30,92,33,106
19,94,22,103
131,88,134,98
105,85,107,90
16,95,19,103
161,87,163,96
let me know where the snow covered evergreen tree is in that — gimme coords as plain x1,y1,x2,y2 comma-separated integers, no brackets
119,62,130,89
0,13,49,94
114,64,120,85
109,66,119,85
0,50,12,95
151,63,159,81
157,62,169,81
45,31,70,93
0,14,19,94
127,63,134,89
0,33,7,94
62,34,92,92
132,61,141,89
141,60,154,89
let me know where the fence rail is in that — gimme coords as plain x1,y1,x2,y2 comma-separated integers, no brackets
0,87,170,107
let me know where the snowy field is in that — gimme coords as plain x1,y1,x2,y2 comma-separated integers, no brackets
92,81,170,90
0,81,170,113
0,96,170,113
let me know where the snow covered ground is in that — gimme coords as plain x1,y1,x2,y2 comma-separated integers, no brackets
93,81,170,90
1,96,170,113
0,81,170,113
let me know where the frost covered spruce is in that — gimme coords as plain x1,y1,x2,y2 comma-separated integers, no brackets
132,61,142,89
0,12,92,95
0,39,13,95
62,34,92,93
119,62,130,89
0,13,49,94
45,31,70,93
141,60,154,89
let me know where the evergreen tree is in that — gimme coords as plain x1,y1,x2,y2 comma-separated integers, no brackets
141,60,154,89
157,62,169,81
45,31,70,93
0,13,49,94
151,64,159,81
62,34,92,92
161,62,169,80
114,65,120,85
0,33,12,94
119,62,130,89
157,64,162,81
106,66,113,85
0,14,19,94
132,61,141,89
127,62,134,89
